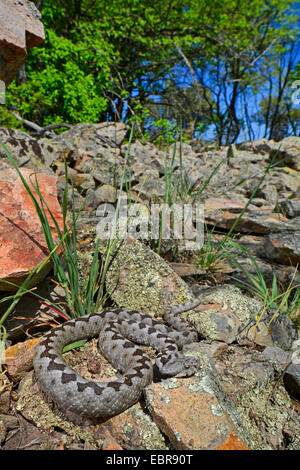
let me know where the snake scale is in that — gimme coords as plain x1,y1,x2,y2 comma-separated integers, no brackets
33,298,201,419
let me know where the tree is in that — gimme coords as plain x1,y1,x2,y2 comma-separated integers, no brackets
1,0,299,144
161,0,299,144
251,42,300,140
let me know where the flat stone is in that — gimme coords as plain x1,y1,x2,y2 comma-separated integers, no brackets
145,375,250,450
204,197,250,212
263,344,300,395
204,196,300,234
264,231,300,265
0,162,64,290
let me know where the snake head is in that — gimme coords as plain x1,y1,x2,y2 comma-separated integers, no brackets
156,355,200,378
175,356,200,377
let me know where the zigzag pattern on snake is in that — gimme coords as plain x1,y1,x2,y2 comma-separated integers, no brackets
33,298,201,419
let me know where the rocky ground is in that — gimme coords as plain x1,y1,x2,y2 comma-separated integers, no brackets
0,123,300,450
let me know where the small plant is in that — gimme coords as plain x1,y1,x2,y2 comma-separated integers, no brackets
0,144,105,320
195,224,232,270
225,240,300,320
0,235,70,370
156,131,227,255
0,128,136,355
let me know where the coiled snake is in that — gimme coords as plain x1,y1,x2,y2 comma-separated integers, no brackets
33,299,201,419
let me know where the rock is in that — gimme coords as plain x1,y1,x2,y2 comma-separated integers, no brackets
278,199,300,219
190,137,215,153
103,235,194,316
238,136,300,171
190,285,298,349
0,162,64,290
4,338,40,382
267,167,300,196
101,403,168,450
264,231,300,265
0,418,6,444
0,0,45,85
70,172,96,194
133,177,166,198
245,311,299,350
183,340,229,359
204,196,300,234
270,136,300,171
49,122,128,160
213,344,300,449
189,285,261,344
0,372,12,414
75,154,131,188
102,437,123,450
0,413,18,445
227,145,266,164
237,138,276,156
256,184,278,210
169,262,207,277
85,184,123,209
120,139,204,197
263,345,300,395
195,300,242,344
169,142,196,158
121,140,169,168
205,197,252,213
145,375,250,450
0,127,56,174
223,142,300,199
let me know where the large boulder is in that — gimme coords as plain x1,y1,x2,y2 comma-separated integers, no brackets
0,0,45,86
0,162,64,291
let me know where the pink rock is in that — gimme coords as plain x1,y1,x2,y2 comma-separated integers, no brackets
0,163,64,291
0,0,45,85
145,376,250,450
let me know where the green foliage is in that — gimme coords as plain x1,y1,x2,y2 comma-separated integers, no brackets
1,0,298,143
0,107,25,130
225,240,300,318
5,26,112,125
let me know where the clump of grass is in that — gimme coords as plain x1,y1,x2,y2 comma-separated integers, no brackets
157,132,227,255
0,228,72,370
0,128,137,360
194,153,277,271
0,143,105,320
225,240,300,321
159,133,277,259
195,224,232,270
